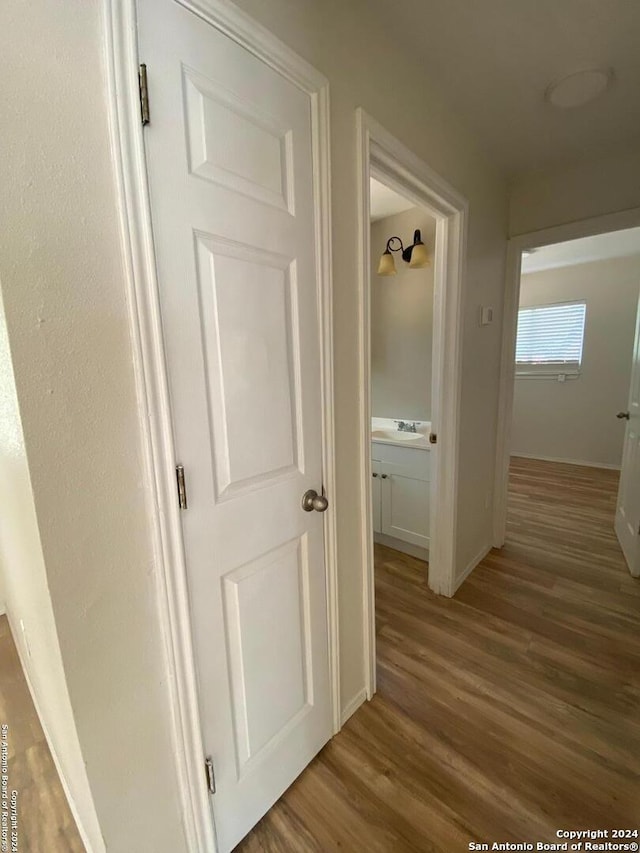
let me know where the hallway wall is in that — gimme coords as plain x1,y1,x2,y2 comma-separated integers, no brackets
0,2,185,849
509,144,640,237
0,290,103,850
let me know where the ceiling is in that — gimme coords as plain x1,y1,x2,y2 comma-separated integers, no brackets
366,0,640,176
370,178,415,221
521,227,640,274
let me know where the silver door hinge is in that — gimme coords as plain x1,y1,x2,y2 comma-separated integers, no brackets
139,64,150,125
176,464,188,509
205,756,216,794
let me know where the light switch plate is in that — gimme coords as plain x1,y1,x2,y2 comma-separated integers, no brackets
480,306,494,326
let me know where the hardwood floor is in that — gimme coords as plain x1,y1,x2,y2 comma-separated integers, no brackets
0,615,84,852
237,457,640,851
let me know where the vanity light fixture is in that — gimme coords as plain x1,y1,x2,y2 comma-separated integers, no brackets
377,229,430,276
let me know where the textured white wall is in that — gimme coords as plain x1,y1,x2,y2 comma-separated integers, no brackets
0,1,185,849
370,208,436,421
509,144,640,237
1,0,507,841
511,256,640,467
0,291,104,851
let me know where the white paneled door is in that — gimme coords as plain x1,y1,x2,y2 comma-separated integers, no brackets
615,289,640,578
138,1,332,849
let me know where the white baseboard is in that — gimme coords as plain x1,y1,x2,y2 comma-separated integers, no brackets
511,452,621,471
373,532,429,562
0,603,6,617
5,610,98,853
340,688,367,727
452,542,492,595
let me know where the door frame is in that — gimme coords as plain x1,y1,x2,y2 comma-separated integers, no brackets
356,110,468,698
493,206,640,548
105,2,339,850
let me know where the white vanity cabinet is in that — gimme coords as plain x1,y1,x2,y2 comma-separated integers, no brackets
371,441,430,555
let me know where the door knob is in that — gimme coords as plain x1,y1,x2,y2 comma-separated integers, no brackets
301,489,328,512
617,411,631,420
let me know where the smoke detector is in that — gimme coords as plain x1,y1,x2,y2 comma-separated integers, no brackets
546,68,613,109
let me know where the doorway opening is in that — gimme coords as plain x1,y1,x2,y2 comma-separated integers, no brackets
369,177,435,565
356,111,468,700
494,219,640,579
368,174,437,705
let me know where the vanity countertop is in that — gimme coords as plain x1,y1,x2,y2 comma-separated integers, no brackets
371,417,431,450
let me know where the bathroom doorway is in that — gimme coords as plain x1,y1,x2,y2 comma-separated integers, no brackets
356,111,468,699
369,178,435,561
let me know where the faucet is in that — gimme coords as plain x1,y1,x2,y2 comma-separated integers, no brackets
395,420,418,433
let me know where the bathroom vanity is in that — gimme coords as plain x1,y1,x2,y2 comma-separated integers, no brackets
371,418,431,561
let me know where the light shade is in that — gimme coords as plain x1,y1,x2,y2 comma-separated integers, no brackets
377,251,397,276
409,241,430,269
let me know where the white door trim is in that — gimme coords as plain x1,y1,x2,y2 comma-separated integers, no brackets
493,206,640,548
356,109,468,698
105,2,339,850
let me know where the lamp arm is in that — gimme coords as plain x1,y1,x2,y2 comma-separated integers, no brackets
385,236,404,253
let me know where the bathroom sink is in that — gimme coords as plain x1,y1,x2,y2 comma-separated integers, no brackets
372,429,423,442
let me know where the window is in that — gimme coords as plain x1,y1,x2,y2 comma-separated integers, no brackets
515,300,586,377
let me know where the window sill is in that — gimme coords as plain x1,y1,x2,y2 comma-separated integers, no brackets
515,370,581,380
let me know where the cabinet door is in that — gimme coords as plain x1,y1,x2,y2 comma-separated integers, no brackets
372,468,382,534
381,472,430,549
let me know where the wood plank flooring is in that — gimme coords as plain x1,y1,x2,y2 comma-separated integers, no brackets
0,615,84,852
237,457,640,851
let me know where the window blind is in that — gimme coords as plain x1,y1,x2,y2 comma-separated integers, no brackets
515,301,586,370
